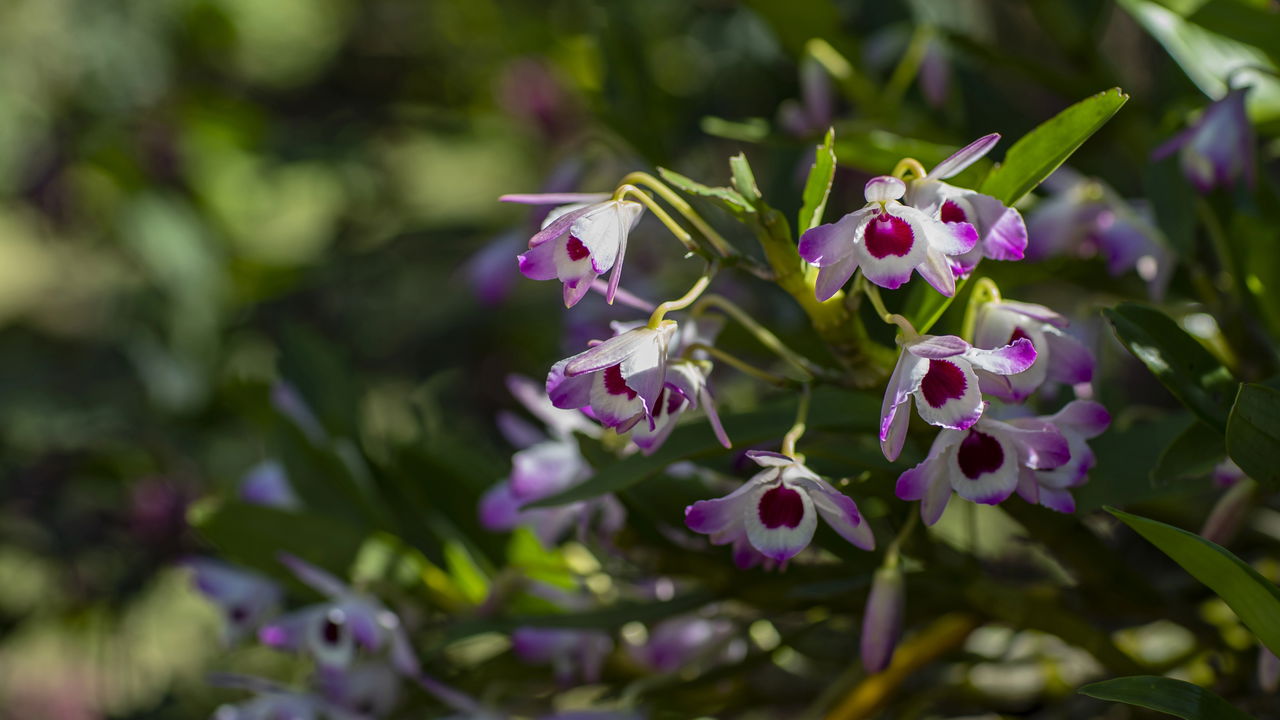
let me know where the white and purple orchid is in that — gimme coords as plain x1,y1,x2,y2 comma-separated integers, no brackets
629,318,730,454
799,175,977,299
185,558,283,645
1153,86,1254,194
480,375,625,547
972,300,1095,402
547,321,678,433
259,554,417,675
879,334,1037,462
904,134,1028,276
685,450,874,565
507,193,645,308
895,411,1071,525
1011,400,1110,514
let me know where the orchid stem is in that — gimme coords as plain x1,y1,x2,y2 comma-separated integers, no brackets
891,157,928,181
691,294,818,381
884,511,919,568
780,384,812,458
860,275,919,340
684,342,795,388
613,185,703,257
648,269,714,328
620,171,735,258
960,276,1001,342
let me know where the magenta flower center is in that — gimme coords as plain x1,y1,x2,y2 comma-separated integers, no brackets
666,390,685,414
940,200,968,224
758,485,805,529
565,235,590,261
956,430,1005,479
920,359,967,408
864,213,915,259
1009,326,1032,345
602,364,637,399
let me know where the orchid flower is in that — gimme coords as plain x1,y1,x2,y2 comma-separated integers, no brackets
860,565,905,674
239,459,300,510
506,193,644,308
1153,86,1254,194
904,134,1028,275
184,558,282,645
685,450,874,564
799,176,977,299
208,675,358,720
972,300,1095,402
627,615,740,673
1010,400,1110,514
879,334,1037,462
547,321,678,432
480,375,625,546
630,318,730,454
511,627,615,685
316,661,402,718
895,411,1071,526
259,554,415,674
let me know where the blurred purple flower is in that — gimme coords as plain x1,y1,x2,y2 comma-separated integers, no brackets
800,176,977,299
239,459,300,510
1213,458,1246,488
685,450,874,564
272,380,326,443
184,558,282,645
512,627,615,685
1153,86,1254,194
316,661,401,719
919,38,951,109
880,334,1037,462
1011,401,1110,514
1260,646,1280,694
905,134,1027,275
972,300,1094,403
496,58,579,141
626,615,739,673
860,565,905,674
1200,475,1256,546
896,410,1070,525
778,57,834,137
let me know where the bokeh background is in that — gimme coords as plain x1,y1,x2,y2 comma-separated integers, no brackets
1,0,1278,718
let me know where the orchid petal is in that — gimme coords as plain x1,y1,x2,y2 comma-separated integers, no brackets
929,133,1000,179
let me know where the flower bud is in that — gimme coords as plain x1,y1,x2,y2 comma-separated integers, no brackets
861,564,905,674
1260,646,1279,694
1199,478,1256,546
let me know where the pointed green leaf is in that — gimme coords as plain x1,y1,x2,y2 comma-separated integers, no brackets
1152,419,1226,485
657,167,755,220
1079,676,1254,719
729,152,763,205
798,128,837,234
1107,508,1280,656
1104,303,1236,432
979,87,1128,206
1226,383,1280,487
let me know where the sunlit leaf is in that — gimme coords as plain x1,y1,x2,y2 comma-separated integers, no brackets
797,128,836,233
657,167,756,220
1079,675,1254,719
1226,383,1280,486
1108,508,1280,656
1104,303,1236,432
979,87,1129,206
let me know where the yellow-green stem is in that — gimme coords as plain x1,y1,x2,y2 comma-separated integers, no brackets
780,383,812,458
648,270,713,328
891,157,928,181
861,277,919,340
612,185,702,256
692,294,817,380
960,276,1001,342
619,171,735,258
683,342,795,387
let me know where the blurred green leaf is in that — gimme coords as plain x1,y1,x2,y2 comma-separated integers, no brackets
657,167,756,220
729,152,764,205
528,387,877,508
440,590,715,642
744,0,849,58
797,128,836,234
1226,383,1280,486
979,87,1129,206
191,500,366,582
1077,413,1197,511
1146,156,1197,258
1108,507,1280,656
1104,303,1237,432
1185,0,1280,69
832,128,958,175
1079,675,1254,719
1153,419,1226,485
902,275,971,337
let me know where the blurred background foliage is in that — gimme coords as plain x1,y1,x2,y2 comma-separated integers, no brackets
0,0,1278,718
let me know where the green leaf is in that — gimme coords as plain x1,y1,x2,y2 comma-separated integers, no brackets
190,500,367,581
1107,507,1280,656
1185,0,1280,69
1226,383,1280,486
1079,675,1254,719
528,387,877,508
1103,303,1236,432
440,590,715,642
1119,0,1280,123
729,153,763,205
1152,419,1226,485
902,275,971,337
832,127,961,176
797,128,836,234
979,87,1128,206
657,167,756,220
